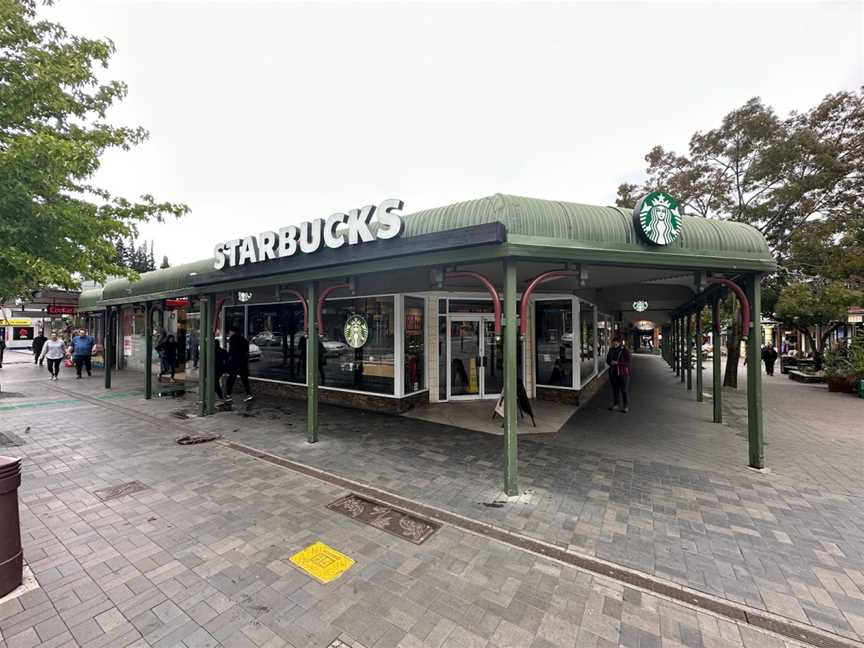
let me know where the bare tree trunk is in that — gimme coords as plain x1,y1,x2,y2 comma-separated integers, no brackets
723,301,740,388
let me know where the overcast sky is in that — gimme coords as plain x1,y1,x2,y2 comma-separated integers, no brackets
46,1,862,267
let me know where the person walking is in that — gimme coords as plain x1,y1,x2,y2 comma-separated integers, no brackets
69,329,96,378
157,334,180,382
761,342,778,376
32,330,47,366
40,333,66,380
214,339,228,400
606,335,632,413
225,327,253,403
0,333,6,368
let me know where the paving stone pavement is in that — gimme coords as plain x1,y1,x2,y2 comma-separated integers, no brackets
0,356,859,647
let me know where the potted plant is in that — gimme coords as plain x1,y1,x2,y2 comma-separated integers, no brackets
824,333,864,393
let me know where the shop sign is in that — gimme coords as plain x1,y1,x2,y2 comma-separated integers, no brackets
633,300,648,312
214,198,405,270
0,318,32,326
343,315,369,349
164,298,189,309
47,304,76,315
633,192,682,245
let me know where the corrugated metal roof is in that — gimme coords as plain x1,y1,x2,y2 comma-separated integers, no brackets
402,194,771,256
94,193,772,305
77,287,104,311
100,259,214,304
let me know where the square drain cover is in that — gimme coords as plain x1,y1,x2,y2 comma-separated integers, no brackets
327,494,439,545
290,542,354,583
93,481,149,501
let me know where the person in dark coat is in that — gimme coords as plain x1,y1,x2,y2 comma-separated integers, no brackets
156,334,179,382
605,335,632,413
32,331,47,366
214,340,229,400
225,327,252,402
761,343,778,376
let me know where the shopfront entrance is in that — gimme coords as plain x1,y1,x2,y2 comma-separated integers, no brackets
447,314,502,400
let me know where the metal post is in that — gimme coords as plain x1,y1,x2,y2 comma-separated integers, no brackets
307,281,319,443
104,307,113,389
204,295,216,415
673,318,679,374
746,274,764,468
712,297,722,423
198,297,209,416
145,302,153,400
686,314,693,390
503,259,518,496
680,316,685,384
696,307,703,402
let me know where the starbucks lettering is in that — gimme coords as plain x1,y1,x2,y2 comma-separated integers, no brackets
213,198,405,270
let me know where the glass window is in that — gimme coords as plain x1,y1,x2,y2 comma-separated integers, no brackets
224,306,245,343
448,299,494,314
404,297,425,393
535,300,573,388
247,303,307,384
579,305,595,383
319,296,395,394
438,316,447,401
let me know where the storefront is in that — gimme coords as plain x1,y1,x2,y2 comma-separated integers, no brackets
84,192,775,493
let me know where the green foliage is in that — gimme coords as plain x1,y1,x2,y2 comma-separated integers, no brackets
618,89,864,278
0,0,188,301
824,332,864,380
774,282,860,331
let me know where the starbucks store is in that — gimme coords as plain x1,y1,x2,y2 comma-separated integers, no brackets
80,193,775,493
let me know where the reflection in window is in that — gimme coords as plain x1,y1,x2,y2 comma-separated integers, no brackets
224,306,245,343
579,304,595,383
404,297,425,393
319,296,395,394
535,300,573,388
438,316,447,401
247,303,306,384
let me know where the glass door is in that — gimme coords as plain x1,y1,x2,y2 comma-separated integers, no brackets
448,318,481,399
482,319,503,397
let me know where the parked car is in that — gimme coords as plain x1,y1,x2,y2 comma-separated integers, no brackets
248,342,262,362
322,338,348,356
252,331,283,347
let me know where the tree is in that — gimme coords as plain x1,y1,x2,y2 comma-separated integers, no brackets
160,256,170,269
0,0,188,303
774,282,862,370
618,88,864,385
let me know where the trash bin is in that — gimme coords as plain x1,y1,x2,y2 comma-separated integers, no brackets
859,379,864,399
0,456,23,597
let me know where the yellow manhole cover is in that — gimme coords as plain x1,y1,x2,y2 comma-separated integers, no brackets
289,542,355,583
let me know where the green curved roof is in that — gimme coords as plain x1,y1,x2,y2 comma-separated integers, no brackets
78,287,104,312
94,193,773,305
401,194,771,258
100,259,215,305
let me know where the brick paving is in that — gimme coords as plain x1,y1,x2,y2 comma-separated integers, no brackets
0,356,859,647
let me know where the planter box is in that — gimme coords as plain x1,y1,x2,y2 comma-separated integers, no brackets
788,370,824,384
826,376,858,393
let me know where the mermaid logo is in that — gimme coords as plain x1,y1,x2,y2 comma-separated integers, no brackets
343,315,369,349
634,192,682,245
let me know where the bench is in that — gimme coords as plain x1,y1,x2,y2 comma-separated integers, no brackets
788,370,824,384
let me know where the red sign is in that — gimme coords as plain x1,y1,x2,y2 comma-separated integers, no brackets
165,298,190,309
47,304,76,315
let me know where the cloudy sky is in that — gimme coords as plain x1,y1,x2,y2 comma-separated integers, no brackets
46,1,862,266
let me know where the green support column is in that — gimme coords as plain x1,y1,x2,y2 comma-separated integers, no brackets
680,316,686,384
104,307,113,389
746,274,764,468
686,314,693,390
673,318,679,375
145,302,153,399
712,297,722,423
695,307,703,402
503,259,518,496
204,295,216,415
307,281,319,443
198,297,209,416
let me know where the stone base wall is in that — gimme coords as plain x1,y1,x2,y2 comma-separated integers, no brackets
535,368,608,408
249,379,429,414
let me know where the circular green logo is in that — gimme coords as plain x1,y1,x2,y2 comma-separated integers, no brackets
343,315,369,349
633,192,682,245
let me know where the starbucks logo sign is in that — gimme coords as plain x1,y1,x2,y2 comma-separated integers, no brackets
633,300,648,313
633,192,682,245
343,315,369,349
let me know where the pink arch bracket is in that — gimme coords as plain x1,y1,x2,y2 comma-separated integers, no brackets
445,271,502,335
706,277,750,339
317,283,351,333
519,270,582,337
